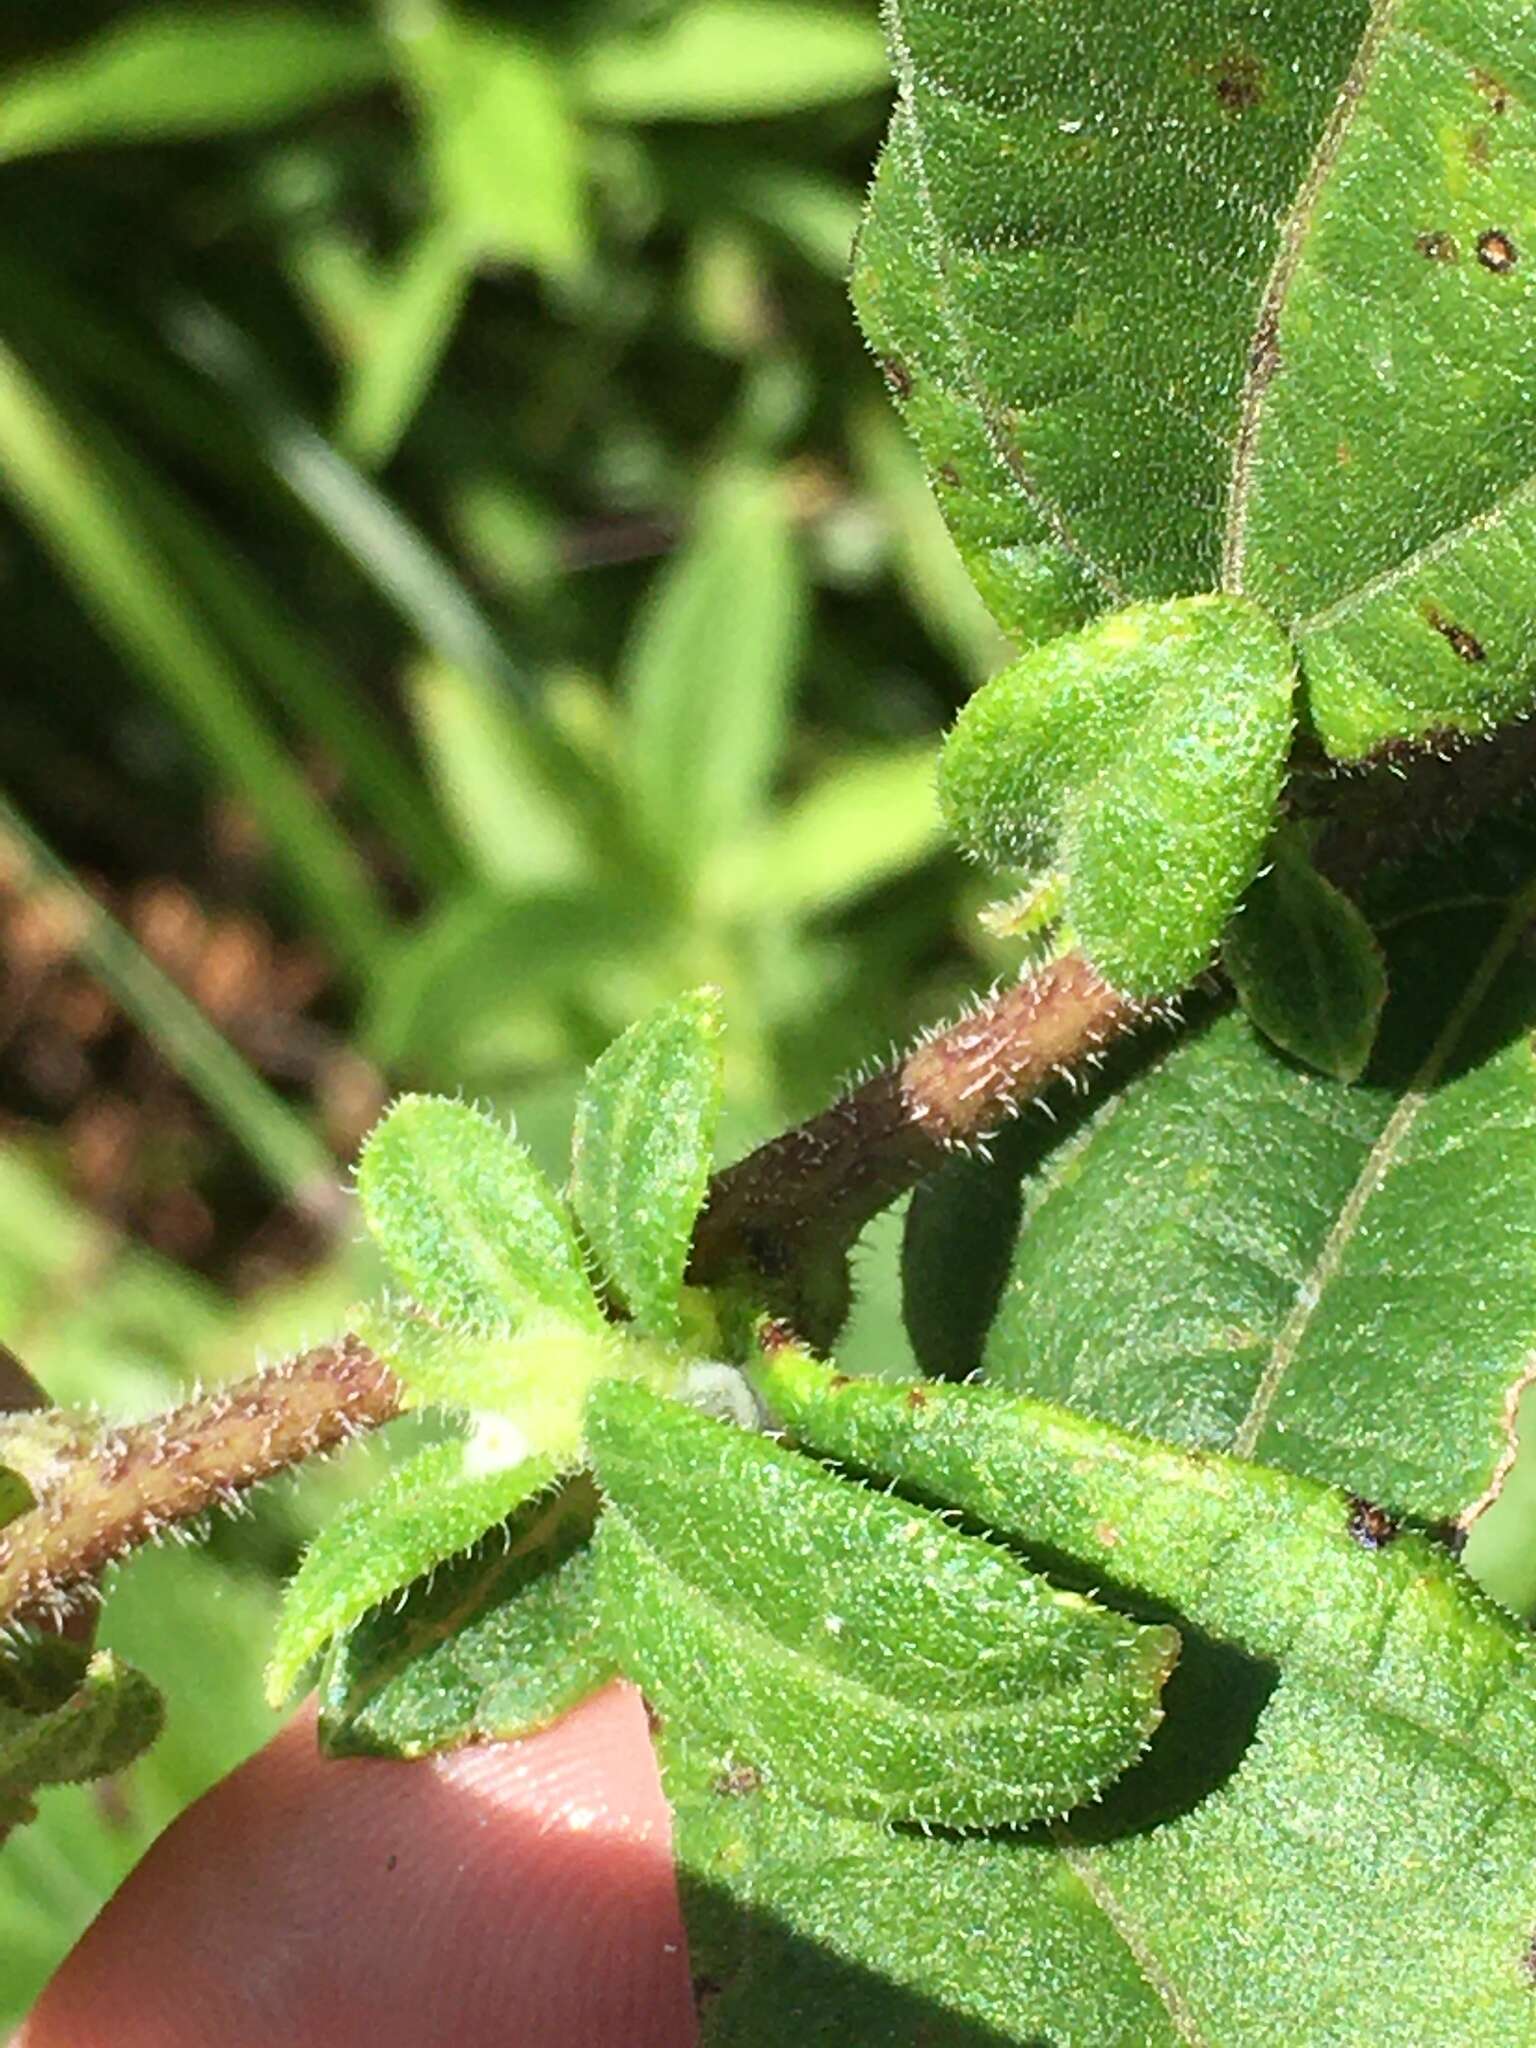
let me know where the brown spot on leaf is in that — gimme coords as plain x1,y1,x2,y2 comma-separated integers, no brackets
693,1977,725,2016
878,354,913,400
937,462,962,488
1347,1496,1401,1550
712,1763,762,1798
1522,1929,1536,1986
1473,67,1511,116
1467,126,1491,172
1336,441,1353,465
1415,230,1459,262
828,1372,852,1390
1209,49,1266,111
905,1385,929,1410
757,1317,796,1354
1424,605,1487,663
1478,229,1518,272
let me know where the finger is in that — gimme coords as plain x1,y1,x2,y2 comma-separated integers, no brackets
20,1680,698,2048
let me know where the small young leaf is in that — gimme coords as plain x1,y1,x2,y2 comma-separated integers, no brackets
938,594,1295,995
578,2,889,121
357,1095,600,1333
569,988,724,1338
318,1476,610,1759
267,1442,556,1705
585,1379,1176,1828
355,1303,621,1465
1224,828,1386,1081
1,1639,163,1836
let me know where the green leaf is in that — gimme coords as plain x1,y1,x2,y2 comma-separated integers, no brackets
267,1441,556,1705
586,1379,1177,1829
0,8,385,160
355,1303,621,1460
1224,827,1387,1080
336,223,474,468
578,3,889,121
357,1095,601,1334
938,595,1295,995
317,1475,610,1758
852,0,1373,636
730,1353,1536,2047
977,874,1536,1520
1,1639,163,1838
1234,1,1536,757
389,5,589,280
623,465,805,878
570,989,725,1338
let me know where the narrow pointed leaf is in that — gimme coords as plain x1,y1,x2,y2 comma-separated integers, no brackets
586,1380,1176,1829
267,1443,556,1705
939,595,1295,994
357,1095,600,1333
569,988,724,1337
317,1476,610,1759
1224,829,1387,1080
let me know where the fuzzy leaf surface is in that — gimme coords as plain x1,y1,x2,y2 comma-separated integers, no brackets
1,1639,163,1838
317,1476,610,1759
267,1441,556,1704
938,595,1294,994
717,1354,1536,2047
358,1095,600,1334
1223,827,1387,1080
977,873,1536,1520
852,0,1371,633
586,1379,1176,1829
859,0,1536,754
1238,0,1536,756
569,987,724,1338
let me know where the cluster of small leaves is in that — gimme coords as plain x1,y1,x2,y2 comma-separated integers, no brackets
860,0,1536,1036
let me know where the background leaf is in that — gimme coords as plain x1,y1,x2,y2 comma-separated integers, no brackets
1,1640,163,1838
586,1379,1176,1828
578,2,889,121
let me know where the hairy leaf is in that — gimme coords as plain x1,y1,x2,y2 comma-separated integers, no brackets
721,1353,1536,2047
859,0,1536,756
570,987,724,1338
586,1379,1176,1829
357,1095,601,1334
1223,826,1387,1080
975,876,1536,1520
939,595,1294,994
317,1476,609,1759
267,1441,556,1705
1237,0,1536,756
1,1639,163,1838
853,0,1372,632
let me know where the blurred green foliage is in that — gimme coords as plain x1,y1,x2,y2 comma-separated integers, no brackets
0,0,1010,2020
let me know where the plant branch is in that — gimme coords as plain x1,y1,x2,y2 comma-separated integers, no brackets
0,1338,402,1631
688,952,1140,1344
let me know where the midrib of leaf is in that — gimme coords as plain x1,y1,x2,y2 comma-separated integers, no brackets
1294,471,1536,637
1231,870,1536,1457
1221,0,1403,592
1050,1828,1214,2048
879,0,1128,606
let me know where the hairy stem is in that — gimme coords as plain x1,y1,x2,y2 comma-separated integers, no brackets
0,1338,402,1630
689,952,1138,1343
